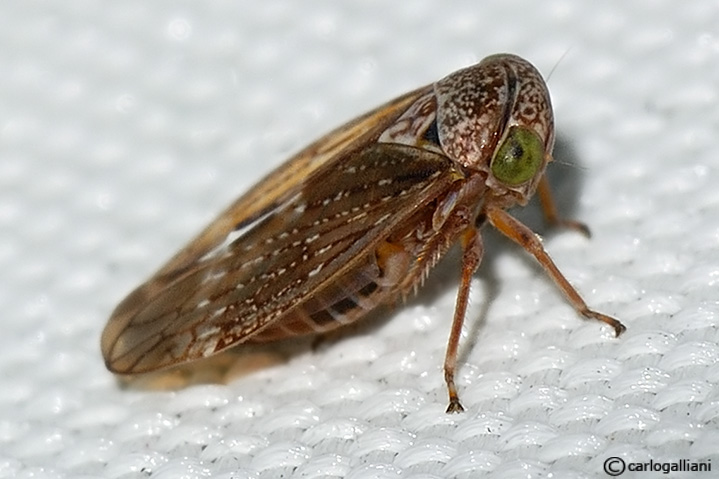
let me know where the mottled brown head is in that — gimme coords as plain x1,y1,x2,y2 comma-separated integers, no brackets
434,54,554,205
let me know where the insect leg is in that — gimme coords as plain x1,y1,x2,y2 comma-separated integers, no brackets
537,175,590,237
444,226,484,413
486,206,626,336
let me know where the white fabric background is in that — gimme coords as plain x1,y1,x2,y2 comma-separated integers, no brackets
2,1,719,477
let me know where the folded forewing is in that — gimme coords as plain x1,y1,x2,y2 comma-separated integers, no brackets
148,86,432,284
102,142,464,373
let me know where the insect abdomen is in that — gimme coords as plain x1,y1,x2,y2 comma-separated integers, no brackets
247,255,390,341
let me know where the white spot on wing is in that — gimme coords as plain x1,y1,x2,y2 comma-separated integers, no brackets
308,262,324,277
199,193,301,262
203,269,227,284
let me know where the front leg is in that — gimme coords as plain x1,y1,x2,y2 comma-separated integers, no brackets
391,202,485,413
486,205,625,336
444,226,484,413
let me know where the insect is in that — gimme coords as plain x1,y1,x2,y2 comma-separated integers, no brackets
102,54,626,413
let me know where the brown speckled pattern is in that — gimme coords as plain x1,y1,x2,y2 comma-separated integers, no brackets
434,54,554,173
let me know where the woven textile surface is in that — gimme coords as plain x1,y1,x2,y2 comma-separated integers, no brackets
2,1,719,477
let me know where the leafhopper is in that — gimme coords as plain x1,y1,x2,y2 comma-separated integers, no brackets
102,54,625,412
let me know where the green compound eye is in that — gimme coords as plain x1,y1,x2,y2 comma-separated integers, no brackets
490,127,544,185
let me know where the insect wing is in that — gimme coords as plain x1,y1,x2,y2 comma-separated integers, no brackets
101,85,431,372
146,86,432,286
102,140,465,374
